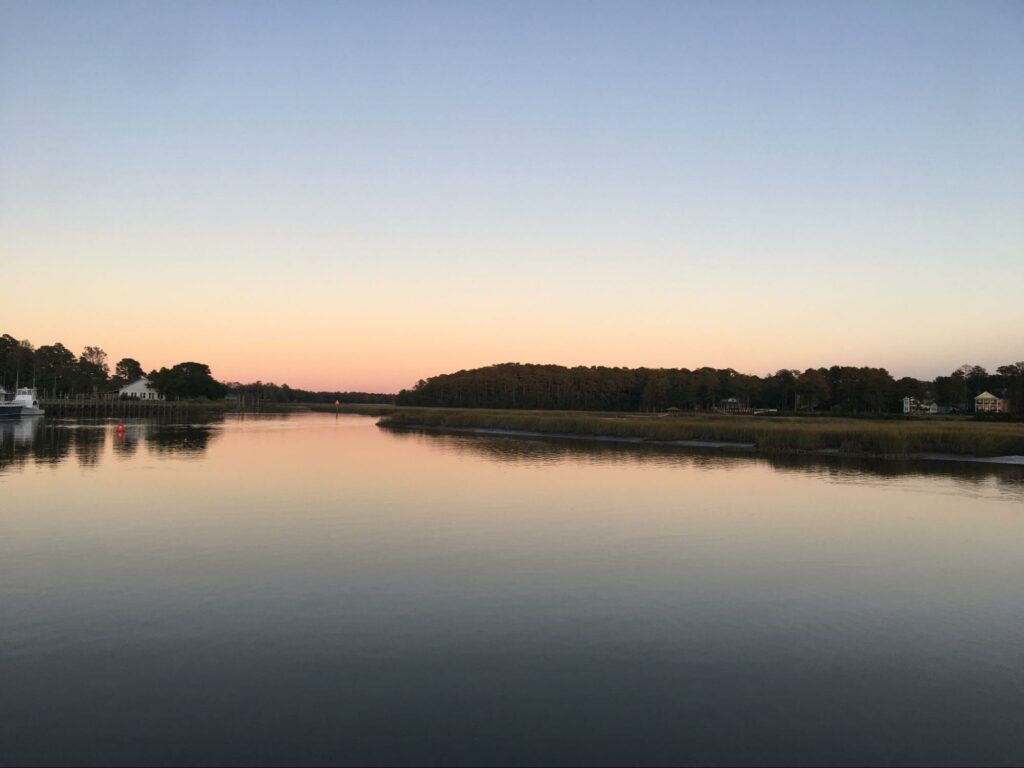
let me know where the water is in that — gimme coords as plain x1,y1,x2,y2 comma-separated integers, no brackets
2,413,1023,767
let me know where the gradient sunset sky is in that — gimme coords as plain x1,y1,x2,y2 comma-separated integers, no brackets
2,1,1021,392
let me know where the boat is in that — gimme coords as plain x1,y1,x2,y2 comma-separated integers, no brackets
11,387,44,416
0,392,23,418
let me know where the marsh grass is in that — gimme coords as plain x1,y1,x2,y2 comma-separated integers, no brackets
378,408,1024,457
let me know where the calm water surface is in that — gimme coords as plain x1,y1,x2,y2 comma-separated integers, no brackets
1,414,1023,766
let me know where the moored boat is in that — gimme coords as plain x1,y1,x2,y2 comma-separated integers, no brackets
0,399,23,418
11,387,44,416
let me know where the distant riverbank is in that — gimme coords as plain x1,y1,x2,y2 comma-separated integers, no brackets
377,408,1024,460
38,398,396,419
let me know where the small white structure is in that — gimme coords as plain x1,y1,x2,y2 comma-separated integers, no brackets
119,377,164,401
974,391,1007,413
902,396,938,415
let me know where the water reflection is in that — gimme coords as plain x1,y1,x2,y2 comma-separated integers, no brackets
74,425,106,468
386,428,1024,499
146,424,219,456
112,423,140,458
0,417,225,473
5,417,1022,500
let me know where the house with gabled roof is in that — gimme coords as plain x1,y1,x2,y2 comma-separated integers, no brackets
974,391,1008,413
119,377,164,401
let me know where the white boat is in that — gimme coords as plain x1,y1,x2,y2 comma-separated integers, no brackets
11,387,44,416
0,391,22,418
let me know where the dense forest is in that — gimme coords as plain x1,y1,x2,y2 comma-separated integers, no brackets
0,333,393,404
397,362,1024,416
222,381,395,405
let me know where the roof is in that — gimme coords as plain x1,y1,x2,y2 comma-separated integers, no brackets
119,377,155,392
975,391,999,400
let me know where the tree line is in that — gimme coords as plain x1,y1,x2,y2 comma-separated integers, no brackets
397,362,1024,415
0,333,393,404
222,381,394,405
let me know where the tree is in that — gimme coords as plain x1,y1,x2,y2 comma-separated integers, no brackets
862,367,894,414
77,347,109,393
35,343,78,396
894,377,927,400
938,369,969,410
149,362,226,400
965,365,990,400
81,346,108,374
693,367,720,410
763,369,798,410
795,369,830,411
112,358,145,387
640,371,670,412
727,372,761,411
996,362,1024,414
0,334,35,389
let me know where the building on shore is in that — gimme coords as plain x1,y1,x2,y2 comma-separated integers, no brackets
119,377,164,401
974,391,1008,413
902,396,939,415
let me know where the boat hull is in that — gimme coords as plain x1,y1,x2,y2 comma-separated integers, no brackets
9,390,44,416
0,404,24,419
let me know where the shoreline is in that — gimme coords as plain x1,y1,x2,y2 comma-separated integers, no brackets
377,407,1024,460
379,423,1024,466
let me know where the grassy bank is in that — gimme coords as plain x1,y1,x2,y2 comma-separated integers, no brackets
378,408,1024,457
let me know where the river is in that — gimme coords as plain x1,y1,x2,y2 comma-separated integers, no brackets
2,413,1022,766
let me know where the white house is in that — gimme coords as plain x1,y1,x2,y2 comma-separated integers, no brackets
902,396,938,415
119,377,164,401
974,391,1007,413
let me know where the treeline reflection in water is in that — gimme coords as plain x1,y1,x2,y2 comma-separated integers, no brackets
386,427,1024,500
0,416,224,472
4,415,1023,500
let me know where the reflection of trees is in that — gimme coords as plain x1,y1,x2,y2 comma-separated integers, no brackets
112,426,140,458
0,418,223,474
763,453,1024,498
73,427,106,468
29,423,73,466
144,424,218,456
388,429,1024,498
0,419,74,472
384,428,672,467
0,418,47,472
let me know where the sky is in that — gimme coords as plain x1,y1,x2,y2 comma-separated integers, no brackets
1,0,1022,392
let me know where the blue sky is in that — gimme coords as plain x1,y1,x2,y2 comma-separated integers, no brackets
1,1,1022,390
